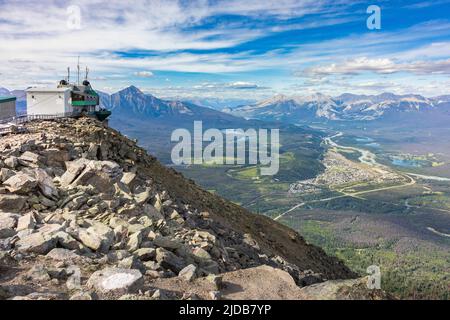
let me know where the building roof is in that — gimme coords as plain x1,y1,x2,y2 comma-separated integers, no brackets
0,96,16,103
26,87,71,93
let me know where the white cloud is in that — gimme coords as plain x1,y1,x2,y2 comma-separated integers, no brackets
227,81,262,89
302,57,450,77
134,71,154,78
147,81,275,100
404,0,450,9
397,42,450,60
194,81,268,90
0,0,358,86
0,0,449,97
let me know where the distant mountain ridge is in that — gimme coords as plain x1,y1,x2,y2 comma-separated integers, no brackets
99,86,193,117
97,86,244,124
230,92,450,122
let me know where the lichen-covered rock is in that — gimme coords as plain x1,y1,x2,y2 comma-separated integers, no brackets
60,158,90,186
70,291,94,300
71,160,122,194
0,212,18,238
133,248,155,261
46,248,81,262
4,156,18,169
34,168,59,199
15,232,57,255
120,172,136,188
77,226,113,253
0,195,26,212
179,264,197,281
3,173,37,194
298,277,392,300
16,212,36,231
153,235,181,250
0,168,15,183
155,247,186,273
19,151,42,166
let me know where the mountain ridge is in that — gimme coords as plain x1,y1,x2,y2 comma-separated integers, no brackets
4,85,449,123
97,86,243,124
230,91,450,122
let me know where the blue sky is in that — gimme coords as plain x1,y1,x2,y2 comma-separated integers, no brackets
0,0,449,99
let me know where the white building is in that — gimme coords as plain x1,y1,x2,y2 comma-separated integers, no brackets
26,87,72,116
0,96,17,120
25,80,110,121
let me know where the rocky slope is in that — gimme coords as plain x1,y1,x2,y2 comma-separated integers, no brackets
0,117,386,300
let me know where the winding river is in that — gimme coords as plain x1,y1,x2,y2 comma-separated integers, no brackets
326,132,450,182
324,132,379,166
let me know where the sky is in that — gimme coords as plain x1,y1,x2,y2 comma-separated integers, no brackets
0,0,449,100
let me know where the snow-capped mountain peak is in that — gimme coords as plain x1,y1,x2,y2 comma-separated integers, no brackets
230,92,450,122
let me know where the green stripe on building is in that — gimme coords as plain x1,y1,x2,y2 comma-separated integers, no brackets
0,96,17,103
72,100,98,106
87,90,99,97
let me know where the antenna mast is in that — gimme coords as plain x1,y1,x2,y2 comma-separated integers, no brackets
85,66,89,81
67,67,70,83
77,56,80,85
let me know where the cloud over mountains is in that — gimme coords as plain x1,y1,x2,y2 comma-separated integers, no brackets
0,0,449,97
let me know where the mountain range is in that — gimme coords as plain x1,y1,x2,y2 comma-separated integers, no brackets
3,85,449,124
3,85,450,130
228,92,450,123
96,86,248,126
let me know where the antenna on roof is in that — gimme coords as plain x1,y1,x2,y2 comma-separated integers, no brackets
67,67,70,83
85,66,89,81
77,56,80,85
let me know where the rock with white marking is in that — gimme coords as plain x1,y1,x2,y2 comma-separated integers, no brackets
87,268,144,295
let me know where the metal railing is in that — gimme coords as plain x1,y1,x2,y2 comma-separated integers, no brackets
0,112,80,135
0,112,80,125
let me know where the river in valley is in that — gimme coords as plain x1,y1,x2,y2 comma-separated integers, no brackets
325,132,450,182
